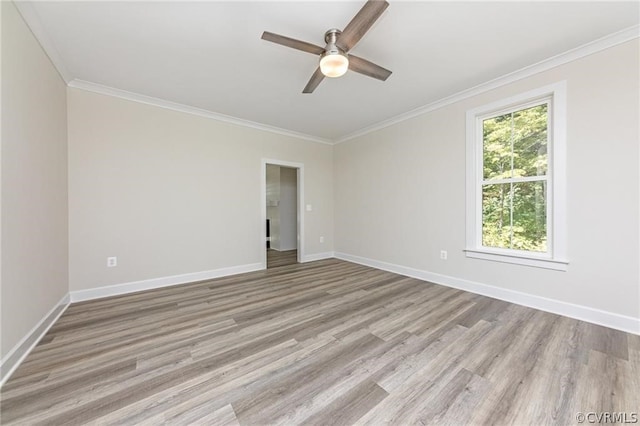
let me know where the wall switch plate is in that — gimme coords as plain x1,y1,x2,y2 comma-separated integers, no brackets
306,204,312,211
320,236,324,243
107,257,117,267
440,250,448,260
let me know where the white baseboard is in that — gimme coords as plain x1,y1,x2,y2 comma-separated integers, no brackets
1,293,71,387
302,251,335,262
1,262,263,387
334,252,640,335
3,253,635,390
70,263,263,303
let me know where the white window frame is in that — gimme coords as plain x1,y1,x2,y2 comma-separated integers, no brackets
465,82,568,271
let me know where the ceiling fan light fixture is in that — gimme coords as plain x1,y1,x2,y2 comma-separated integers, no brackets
320,51,349,78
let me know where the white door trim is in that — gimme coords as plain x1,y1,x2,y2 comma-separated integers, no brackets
261,159,304,269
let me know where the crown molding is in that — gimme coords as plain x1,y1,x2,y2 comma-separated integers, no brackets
13,1,73,84
13,1,329,144
334,24,640,144
13,0,638,145
67,80,333,145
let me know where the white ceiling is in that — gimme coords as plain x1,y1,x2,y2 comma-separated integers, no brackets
21,1,640,142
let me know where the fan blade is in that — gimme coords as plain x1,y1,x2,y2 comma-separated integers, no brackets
348,54,392,81
261,31,325,55
336,0,389,52
302,68,325,93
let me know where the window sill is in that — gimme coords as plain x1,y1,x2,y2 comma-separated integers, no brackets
464,249,568,271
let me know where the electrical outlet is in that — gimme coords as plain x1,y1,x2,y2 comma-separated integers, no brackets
320,236,324,243
107,257,117,267
440,250,447,260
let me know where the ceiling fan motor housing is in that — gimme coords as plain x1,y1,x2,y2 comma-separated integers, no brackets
323,29,345,55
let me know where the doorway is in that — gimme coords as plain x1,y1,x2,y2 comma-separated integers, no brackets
261,160,304,269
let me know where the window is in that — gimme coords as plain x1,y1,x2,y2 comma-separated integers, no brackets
465,82,567,270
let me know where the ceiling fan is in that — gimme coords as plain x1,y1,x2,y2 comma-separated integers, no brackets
261,0,392,94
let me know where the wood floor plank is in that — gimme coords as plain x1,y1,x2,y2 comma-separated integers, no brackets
1,258,638,425
300,379,388,426
267,249,298,268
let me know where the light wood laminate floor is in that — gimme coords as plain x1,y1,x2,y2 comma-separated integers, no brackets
1,259,638,425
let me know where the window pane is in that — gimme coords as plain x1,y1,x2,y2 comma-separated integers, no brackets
513,104,548,177
482,183,511,249
483,113,512,180
512,181,547,252
482,181,547,252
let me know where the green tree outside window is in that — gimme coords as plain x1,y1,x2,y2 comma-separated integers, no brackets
481,104,548,252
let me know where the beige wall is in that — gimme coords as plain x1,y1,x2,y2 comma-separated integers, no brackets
67,88,333,291
334,40,639,319
1,2,69,358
